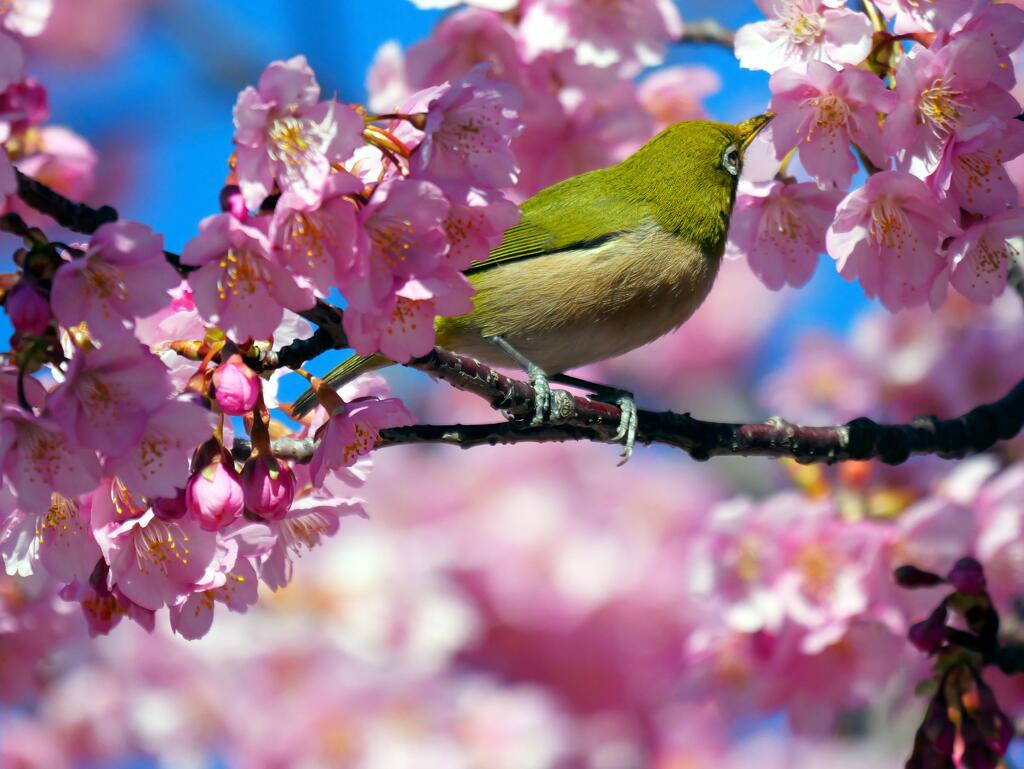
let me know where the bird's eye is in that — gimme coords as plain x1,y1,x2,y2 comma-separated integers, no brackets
722,144,740,176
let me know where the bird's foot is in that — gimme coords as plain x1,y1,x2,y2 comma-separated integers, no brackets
486,335,553,427
527,363,552,427
586,388,637,464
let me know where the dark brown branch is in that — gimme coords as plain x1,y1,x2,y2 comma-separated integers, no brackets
400,349,1024,463
230,347,1024,465
676,18,735,49
11,171,350,355
15,169,117,234
15,159,1024,468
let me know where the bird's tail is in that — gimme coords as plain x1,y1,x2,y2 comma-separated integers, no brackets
289,353,392,418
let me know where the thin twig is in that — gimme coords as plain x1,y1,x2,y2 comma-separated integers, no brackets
676,18,735,49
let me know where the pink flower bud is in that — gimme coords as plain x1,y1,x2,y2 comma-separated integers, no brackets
212,354,259,416
947,557,987,595
185,461,244,531
241,457,295,521
908,604,947,655
6,280,51,335
152,487,188,521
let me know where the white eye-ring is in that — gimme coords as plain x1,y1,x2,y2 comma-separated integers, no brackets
722,143,740,176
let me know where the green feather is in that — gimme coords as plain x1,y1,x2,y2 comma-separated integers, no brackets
469,168,652,274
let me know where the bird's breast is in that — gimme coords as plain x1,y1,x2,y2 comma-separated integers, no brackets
437,219,723,374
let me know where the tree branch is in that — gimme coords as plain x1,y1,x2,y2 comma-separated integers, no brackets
15,154,1024,469
231,347,1024,465
15,169,118,234
676,18,735,49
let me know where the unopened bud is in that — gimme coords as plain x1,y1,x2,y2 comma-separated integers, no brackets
948,557,986,595
212,354,260,416
5,280,50,336
241,457,295,521
186,461,244,531
909,604,948,655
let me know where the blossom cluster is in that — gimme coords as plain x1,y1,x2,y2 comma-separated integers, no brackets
0,0,734,644
372,0,717,198
0,35,537,637
728,0,1024,311
193,53,522,361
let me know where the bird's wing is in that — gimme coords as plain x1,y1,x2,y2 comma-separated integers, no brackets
466,171,650,275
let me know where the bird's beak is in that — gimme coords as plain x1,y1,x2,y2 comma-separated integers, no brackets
737,112,773,152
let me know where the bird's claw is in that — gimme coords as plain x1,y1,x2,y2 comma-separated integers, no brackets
612,394,638,465
528,364,551,426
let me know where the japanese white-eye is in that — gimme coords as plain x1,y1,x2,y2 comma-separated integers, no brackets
292,114,774,446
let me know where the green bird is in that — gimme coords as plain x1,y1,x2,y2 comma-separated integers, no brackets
292,114,773,460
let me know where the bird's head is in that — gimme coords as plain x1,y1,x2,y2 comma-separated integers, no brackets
634,113,773,191
618,113,773,249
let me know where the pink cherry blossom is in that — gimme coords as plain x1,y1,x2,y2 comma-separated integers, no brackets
46,342,172,455
438,183,520,271
410,65,522,189
638,65,721,129
1,0,53,37
344,176,451,310
826,171,961,311
259,496,365,590
1,492,100,584
241,458,295,521
932,118,1024,216
13,126,96,203
735,0,873,74
344,273,474,360
169,557,258,640
884,37,1021,180
181,212,314,341
97,507,232,612
185,461,245,532
60,579,155,637
309,397,414,488
233,54,364,209
270,172,365,298
5,279,50,335
50,221,179,341
133,282,206,391
401,9,531,106
212,354,260,416
945,4,1024,91
0,407,100,512
873,0,977,33
518,0,683,71
728,180,843,290
101,398,214,500
949,211,1024,304
769,61,893,188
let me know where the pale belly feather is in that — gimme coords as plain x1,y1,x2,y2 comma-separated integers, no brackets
436,221,722,374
